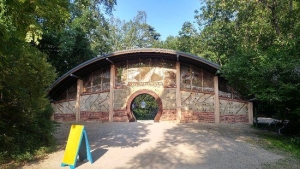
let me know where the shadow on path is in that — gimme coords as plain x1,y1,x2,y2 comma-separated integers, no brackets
123,123,283,169
55,121,152,148
87,122,152,149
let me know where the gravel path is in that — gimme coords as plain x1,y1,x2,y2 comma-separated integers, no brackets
21,121,290,169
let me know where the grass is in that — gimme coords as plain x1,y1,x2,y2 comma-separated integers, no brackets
255,131,300,158
0,145,58,169
246,128,300,169
258,133,300,169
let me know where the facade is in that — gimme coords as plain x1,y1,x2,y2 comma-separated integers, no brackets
49,48,253,123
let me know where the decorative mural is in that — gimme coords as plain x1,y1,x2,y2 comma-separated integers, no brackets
80,92,109,112
180,91,215,123
83,67,110,93
218,78,242,99
220,99,248,123
181,91,215,112
180,64,214,92
49,49,251,124
80,92,110,122
56,83,77,101
52,100,76,121
52,100,76,114
115,59,176,88
220,99,248,115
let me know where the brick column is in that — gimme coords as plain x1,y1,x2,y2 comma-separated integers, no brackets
75,79,83,122
248,102,253,124
214,76,220,123
176,62,181,123
109,64,115,122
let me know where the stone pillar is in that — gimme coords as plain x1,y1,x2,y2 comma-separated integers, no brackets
176,62,181,123
75,79,83,122
109,64,115,122
214,76,220,123
248,102,253,124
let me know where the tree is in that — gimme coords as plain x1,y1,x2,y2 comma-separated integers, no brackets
196,0,300,125
132,94,158,120
177,22,198,54
108,11,161,51
160,22,201,56
0,0,69,162
161,35,180,50
38,0,116,76
38,28,95,76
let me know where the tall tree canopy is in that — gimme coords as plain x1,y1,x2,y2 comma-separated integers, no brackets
0,0,70,162
0,0,117,163
195,0,300,117
108,11,161,51
37,0,116,76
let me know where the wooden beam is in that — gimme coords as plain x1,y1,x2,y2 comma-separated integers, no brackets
176,62,181,123
109,64,115,122
214,76,220,123
75,79,83,122
248,102,253,124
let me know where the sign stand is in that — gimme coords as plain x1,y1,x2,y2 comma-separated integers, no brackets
61,125,93,169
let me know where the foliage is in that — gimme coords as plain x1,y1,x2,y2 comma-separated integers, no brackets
132,94,158,120
0,0,69,44
177,22,199,54
160,22,202,56
108,11,161,51
161,35,179,50
0,0,69,164
256,132,300,159
37,0,115,76
38,28,95,77
0,40,56,163
195,0,300,125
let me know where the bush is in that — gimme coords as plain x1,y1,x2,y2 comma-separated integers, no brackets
0,41,56,163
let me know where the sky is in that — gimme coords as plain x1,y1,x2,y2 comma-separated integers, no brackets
112,0,201,40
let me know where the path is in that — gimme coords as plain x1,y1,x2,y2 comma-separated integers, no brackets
22,121,286,169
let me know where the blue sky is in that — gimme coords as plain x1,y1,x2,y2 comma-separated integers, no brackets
112,0,201,40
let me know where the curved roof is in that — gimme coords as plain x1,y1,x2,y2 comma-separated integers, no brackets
48,48,220,99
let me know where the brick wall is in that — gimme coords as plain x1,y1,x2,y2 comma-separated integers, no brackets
220,115,248,123
54,113,76,122
113,110,129,122
160,109,177,122
80,111,109,122
181,111,215,123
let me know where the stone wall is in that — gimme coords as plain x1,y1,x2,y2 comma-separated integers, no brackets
181,91,215,123
52,100,76,121
51,57,252,123
113,86,177,122
80,92,110,122
219,98,248,123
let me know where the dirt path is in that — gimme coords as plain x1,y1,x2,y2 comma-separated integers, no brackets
21,121,299,169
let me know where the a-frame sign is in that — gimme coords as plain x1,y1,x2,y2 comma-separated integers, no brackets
61,125,93,169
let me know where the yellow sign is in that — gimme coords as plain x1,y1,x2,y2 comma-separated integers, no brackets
61,125,93,169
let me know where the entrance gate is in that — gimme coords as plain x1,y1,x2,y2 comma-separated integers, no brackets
131,94,158,120
126,89,163,122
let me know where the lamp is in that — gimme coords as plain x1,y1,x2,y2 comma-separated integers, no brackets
141,101,146,108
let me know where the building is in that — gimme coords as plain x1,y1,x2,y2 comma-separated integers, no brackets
48,48,253,123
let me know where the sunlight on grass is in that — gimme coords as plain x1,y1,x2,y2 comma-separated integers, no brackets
0,145,58,168
256,132,300,159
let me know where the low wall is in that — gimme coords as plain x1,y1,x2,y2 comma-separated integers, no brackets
219,98,248,123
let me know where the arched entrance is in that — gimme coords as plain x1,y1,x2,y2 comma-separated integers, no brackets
131,94,158,120
126,89,163,122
